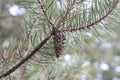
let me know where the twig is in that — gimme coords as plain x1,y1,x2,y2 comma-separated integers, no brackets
59,0,119,33
20,18,37,78
46,72,51,80
37,0,55,27
54,0,77,28
0,34,52,78
24,18,37,57
27,18,38,39
59,74,69,80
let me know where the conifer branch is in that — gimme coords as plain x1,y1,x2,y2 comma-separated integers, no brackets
0,34,52,78
0,0,119,79
37,0,55,27
59,0,119,33
54,0,77,28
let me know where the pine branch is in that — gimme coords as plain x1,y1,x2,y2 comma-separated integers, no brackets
54,0,77,29
0,0,119,79
59,0,119,33
0,34,52,78
37,0,55,28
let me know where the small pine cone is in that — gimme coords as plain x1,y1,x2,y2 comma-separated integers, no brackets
53,32,66,58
